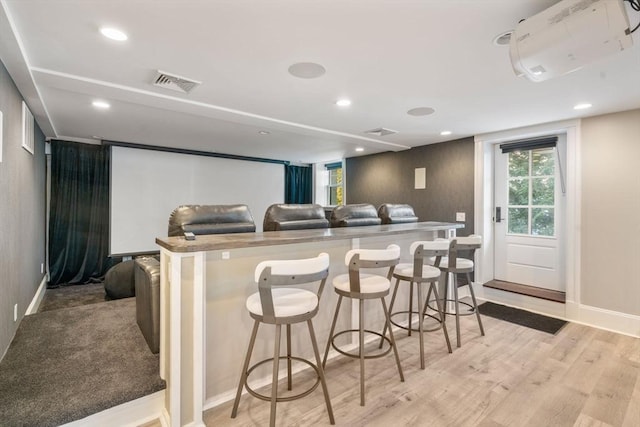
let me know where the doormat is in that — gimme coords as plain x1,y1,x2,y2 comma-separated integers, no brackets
478,302,567,335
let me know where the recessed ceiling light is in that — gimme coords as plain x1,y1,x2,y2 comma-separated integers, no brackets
92,100,111,110
99,27,128,41
288,62,326,79
574,103,592,110
440,130,452,136
258,130,270,135
336,99,351,107
492,30,513,46
407,107,435,116
355,147,364,152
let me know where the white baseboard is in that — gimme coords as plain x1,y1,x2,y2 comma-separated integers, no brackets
59,390,166,427
477,284,640,338
26,274,48,315
566,301,640,338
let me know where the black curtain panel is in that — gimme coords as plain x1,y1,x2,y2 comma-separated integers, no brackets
49,140,112,286
284,164,312,204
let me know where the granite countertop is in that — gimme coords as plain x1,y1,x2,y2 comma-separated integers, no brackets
156,221,463,253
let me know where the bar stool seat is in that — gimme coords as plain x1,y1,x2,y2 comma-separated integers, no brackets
332,274,390,295
428,257,474,271
394,263,441,280
231,253,335,427
246,288,318,318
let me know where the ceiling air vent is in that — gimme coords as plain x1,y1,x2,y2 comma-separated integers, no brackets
365,127,398,137
152,70,201,93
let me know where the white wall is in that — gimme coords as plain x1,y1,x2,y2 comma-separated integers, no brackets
580,109,640,316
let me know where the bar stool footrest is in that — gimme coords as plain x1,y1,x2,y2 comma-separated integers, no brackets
244,356,320,402
331,329,393,359
389,310,445,333
428,298,477,317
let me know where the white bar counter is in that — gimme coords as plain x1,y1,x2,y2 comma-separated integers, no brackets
155,221,463,426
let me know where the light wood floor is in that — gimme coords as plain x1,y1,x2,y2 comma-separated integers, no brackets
149,313,640,427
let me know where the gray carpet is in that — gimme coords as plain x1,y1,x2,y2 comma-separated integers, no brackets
38,283,108,313
0,298,165,427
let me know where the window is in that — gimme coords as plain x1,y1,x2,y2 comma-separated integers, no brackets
507,148,555,236
326,162,343,206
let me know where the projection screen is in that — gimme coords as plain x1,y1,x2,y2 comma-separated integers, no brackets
110,145,284,256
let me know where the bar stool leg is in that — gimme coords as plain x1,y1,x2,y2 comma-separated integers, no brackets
286,324,292,391
467,273,485,336
307,319,335,424
408,282,414,336
453,274,461,348
381,297,404,382
417,281,425,369
323,295,343,368
431,283,452,353
379,278,401,348
359,299,366,406
231,320,260,418
270,324,282,427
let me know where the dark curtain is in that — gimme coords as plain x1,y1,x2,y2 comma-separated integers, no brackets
285,164,312,204
49,140,112,286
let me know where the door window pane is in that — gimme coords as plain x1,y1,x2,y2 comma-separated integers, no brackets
509,178,529,206
508,208,528,234
532,208,554,236
508,151,529,177
532,150,554,176
532,177,554,205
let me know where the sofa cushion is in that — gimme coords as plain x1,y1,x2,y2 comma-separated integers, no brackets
104,260,135,299
378,204,419,224
263,204,329,231
168,204,256,237
330,204,382,227
134,256,161,354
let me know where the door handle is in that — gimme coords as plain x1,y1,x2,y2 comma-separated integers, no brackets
495,207,502,223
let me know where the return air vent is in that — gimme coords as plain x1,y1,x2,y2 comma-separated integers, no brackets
152,70,201,93
365,127,398,137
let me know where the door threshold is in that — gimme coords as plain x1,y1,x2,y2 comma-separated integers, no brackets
483,280,566,303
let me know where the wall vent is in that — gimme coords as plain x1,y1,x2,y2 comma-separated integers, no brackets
365,127,398,137
21,101,34,155
152,70,201,93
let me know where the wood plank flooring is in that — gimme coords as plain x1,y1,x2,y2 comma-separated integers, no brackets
148,312,640,426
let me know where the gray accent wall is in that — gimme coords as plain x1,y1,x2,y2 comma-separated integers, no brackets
0,59,46,360
345,137,474,235
581,109,640,316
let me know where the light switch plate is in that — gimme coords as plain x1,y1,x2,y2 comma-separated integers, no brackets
456,212,466,222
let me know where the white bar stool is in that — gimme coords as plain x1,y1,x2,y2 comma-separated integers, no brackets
231,253,335,427
429,235,485,348
322,244,404,406
383,240,452,369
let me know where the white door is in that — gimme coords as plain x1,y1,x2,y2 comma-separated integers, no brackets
494,136,565,292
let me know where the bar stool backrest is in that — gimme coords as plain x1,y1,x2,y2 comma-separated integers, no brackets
344,244,400,293
254,253,330,323
409,239,449,277
409,236,482,270
447,235,482,269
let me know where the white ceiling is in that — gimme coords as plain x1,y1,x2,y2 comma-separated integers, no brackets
1,0,639,163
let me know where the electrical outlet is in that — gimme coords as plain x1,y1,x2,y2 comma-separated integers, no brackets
13,304,17,322
456,212,466,222
222,251,230,260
